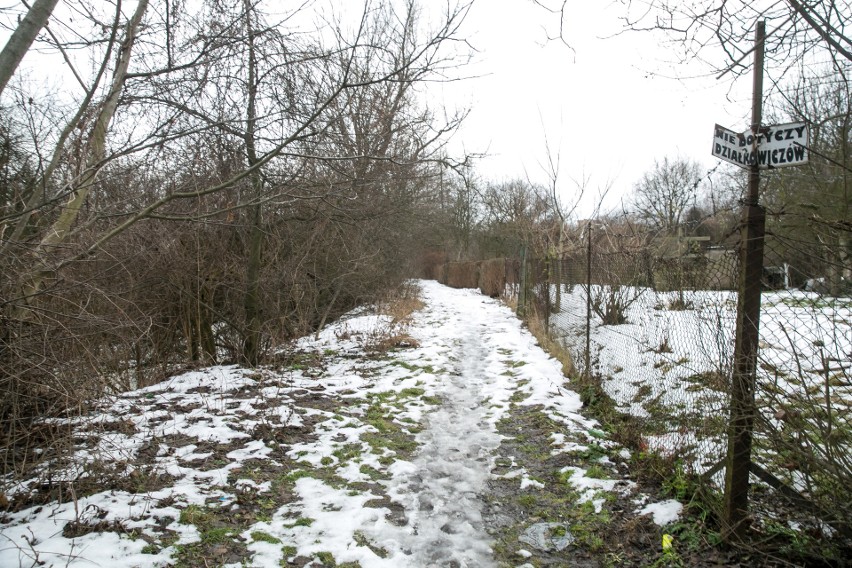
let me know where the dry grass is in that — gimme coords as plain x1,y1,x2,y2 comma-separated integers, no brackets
478,258,506,297
377,282,425,326
446,262,479,289
524,308,576,378
368,283,426,353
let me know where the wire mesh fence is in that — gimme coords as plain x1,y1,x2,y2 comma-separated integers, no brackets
505,220,852,540
750,228,852,536
526,235,739,477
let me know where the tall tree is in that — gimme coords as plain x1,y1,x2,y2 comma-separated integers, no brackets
15,0,150,312
630,156,703,234
479,178,551,257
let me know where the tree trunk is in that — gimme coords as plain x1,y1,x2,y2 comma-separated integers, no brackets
0,0,61,96
243,204,263,365
1,2,122,257
241,0,264,366
15,0,149,312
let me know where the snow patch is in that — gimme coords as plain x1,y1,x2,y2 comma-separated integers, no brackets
638,499,684,526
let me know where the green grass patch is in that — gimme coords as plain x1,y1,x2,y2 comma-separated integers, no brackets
362,431,418,458
509,389,530,403
585,464,611,480
359,464,388,481
287,517,314,528
398,387,426,398
283,469,315,484
390,360,419,372
250,530,281,544
333,444,363,463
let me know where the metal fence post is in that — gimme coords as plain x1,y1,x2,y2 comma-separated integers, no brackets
544,258,552,332
585,223,592,378
518,245,528,318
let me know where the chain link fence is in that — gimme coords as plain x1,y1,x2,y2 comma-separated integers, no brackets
751,224,852,537
503,221,852,541
523,231,738,475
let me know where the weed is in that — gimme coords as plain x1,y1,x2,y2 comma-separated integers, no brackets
662,461,691,501
517,494,538,508
178,504,212,527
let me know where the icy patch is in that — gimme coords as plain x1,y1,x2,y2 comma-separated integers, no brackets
519,522,575,551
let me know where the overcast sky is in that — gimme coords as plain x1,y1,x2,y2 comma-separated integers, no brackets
432,0,755,216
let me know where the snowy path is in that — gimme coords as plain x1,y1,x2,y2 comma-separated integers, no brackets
381,288,507,567
0,280,672,568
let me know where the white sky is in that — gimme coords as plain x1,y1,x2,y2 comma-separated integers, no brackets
431,0,755,215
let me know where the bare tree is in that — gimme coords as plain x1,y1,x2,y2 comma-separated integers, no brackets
479,178,551,257
534,0,852,97
615,0,852,78
631,156,703,234
762,63,852,292
14,0,150,313
0,0,474,483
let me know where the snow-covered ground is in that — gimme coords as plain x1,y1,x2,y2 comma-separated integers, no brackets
0,281,682,568
549,284,852,478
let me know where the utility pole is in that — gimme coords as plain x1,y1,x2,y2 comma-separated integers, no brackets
723,19,766,541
